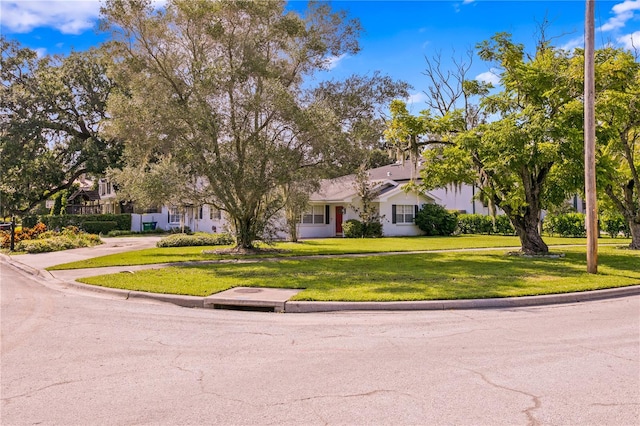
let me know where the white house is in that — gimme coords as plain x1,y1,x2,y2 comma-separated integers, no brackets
296,162,489,238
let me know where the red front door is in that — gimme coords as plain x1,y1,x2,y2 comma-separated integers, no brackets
335,206,343,235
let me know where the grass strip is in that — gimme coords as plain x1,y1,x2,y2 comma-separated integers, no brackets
48,235,631,270
77,246,639,301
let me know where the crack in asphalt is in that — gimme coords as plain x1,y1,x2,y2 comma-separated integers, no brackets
466,368,542,426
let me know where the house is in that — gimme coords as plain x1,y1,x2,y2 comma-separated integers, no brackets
88,162,494,237
296,162,488,238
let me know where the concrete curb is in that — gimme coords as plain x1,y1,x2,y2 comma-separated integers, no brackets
3,252,639,313
284,285,640,312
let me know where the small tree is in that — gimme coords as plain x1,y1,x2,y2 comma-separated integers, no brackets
350,165,384,237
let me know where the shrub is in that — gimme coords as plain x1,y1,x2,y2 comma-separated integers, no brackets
82,221,118,234
32,214,132,231
457,214,493,234
544,213,586,237
494,215,515,235
22,216,38,228
415,204,457,236
156,232,234,248
1,222,48,248
15,232,101,253
364,221,383,238
600,213,630,238
343,219,364,238
456,214,514,235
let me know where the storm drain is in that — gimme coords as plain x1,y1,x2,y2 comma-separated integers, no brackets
203,287,302,313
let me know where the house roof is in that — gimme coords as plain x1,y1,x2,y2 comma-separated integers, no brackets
310,162,434,203
68,189,101,202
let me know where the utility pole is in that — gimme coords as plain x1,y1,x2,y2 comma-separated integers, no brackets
584,0,598,273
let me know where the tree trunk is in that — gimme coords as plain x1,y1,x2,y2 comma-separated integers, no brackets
510,215,549,254
235,216,257,250
629,219,640,250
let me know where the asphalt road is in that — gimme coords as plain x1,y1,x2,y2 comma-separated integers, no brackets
2,262,639,425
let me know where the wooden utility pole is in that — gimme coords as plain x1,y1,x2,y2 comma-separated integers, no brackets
585,0,598,273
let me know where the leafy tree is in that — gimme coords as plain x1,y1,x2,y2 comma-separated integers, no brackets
101,0,406,249
349,165,384,236
0,38,122,217
589,48,640,249
388,33,582,254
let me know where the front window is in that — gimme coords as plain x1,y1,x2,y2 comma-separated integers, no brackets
209,206,221,220
396,205,415,224
169,207,183,224
301,205,325,224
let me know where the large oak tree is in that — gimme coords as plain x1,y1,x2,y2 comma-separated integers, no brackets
0,38,122,217
102,0,406,249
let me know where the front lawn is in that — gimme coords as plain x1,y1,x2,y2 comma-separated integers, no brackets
47,234,631,270
77,246,639,301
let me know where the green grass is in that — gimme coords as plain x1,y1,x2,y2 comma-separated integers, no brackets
77,246,639,301
48,234,631,270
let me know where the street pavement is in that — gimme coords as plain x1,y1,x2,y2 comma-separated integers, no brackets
1,263,639,425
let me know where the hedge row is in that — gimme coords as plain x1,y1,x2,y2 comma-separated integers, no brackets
457,214,515,235
23,214,132,232
156,233,235,247
342,219,383,238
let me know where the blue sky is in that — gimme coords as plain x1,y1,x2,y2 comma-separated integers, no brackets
2,0,639,111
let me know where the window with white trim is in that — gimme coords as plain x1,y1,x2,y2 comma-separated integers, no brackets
209,206,221,220
395,204,415,224
301,205,325,224
168,207,182,224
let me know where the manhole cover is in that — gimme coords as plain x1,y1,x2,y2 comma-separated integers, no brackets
234,288,262,294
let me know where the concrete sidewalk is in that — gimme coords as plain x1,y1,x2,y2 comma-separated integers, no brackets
3,236,639,312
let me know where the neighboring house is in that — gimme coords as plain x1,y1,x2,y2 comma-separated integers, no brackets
66,188,101,215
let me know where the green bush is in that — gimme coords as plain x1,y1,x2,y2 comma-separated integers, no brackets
343,219,364,238
22,216,38,228
343,219,383,238
494,215,515,235
156,232,234,248
457,214,493,234
415,204,457,236
82,221,118,234
600,213,630,238
15,232,102,253
456,214,514,235
364,221,383,238
30,214,132,231
544,213,586,237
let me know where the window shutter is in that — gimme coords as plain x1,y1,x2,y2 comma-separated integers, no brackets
392,205,397,224
414,205,419,221
325,205,330,224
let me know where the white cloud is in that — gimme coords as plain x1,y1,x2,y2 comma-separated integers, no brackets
599,0,640,32
618,31,640,50
0,0,102,34
462,0,476,4
324,54,347,70
34,47,47,57
561,36,585,52
407,92,427,105
475,69,500,86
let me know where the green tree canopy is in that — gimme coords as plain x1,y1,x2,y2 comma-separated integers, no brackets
102,0,407,248
590,48,640,248
0,38,122,217
387,33,584,254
